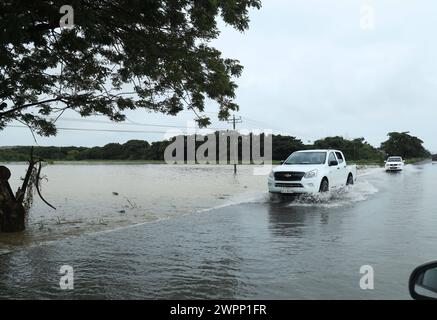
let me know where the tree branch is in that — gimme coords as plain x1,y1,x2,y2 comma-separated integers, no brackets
30,23,60,32
0,97,64,118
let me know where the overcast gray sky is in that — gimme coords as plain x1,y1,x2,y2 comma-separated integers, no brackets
1,0,436,152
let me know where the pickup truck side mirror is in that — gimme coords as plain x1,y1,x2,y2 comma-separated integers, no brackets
409,260,437,300
329,160,338,167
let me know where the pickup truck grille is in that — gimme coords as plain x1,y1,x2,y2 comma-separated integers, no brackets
274,171,305,181
275,183,303,188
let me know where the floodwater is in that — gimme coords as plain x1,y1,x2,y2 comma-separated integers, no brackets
0,162,436,299
0,164,266,250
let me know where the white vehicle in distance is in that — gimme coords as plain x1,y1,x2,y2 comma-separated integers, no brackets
384,156,405,172
268,149,357,194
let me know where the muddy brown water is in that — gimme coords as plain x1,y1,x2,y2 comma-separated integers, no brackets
0,162,436,299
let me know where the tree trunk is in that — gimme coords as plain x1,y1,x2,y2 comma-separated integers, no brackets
0,166,26,233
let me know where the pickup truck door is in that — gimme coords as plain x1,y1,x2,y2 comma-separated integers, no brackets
327,152,340,187
335,151,348,186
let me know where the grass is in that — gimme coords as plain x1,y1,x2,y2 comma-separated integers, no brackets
273,157,431,167
350,157,430,167
48,160,167,165
404,157,430,164
272,159,385,166
1,158,430,166
0,159,167,165
349,159,385,166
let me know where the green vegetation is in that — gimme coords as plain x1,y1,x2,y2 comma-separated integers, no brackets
381,132,431,159
349,159,385,166
0,1,261,135
0,140,151,162
0,132,430,165
312,136,385,161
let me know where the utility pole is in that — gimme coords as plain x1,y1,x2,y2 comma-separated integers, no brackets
227,115,242,174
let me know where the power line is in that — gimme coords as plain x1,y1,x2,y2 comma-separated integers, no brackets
227,115,242,130
8,113,308,139
240,115,296,136
56,113,298,136
8,124,238,135
8,125,168,134
54,117,228,131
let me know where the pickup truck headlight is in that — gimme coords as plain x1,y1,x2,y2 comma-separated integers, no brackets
304,169,318,179
269,171,274,179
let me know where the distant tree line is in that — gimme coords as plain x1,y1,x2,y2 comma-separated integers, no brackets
381,132,430,159
0,131,431,162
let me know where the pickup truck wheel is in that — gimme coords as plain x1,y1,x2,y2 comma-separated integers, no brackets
346,174,354,186
319,178,329,193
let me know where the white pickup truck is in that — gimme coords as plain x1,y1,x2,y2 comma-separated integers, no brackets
268,149,357,194
384,156,404,171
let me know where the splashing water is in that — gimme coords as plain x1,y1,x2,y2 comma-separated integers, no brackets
202,166,382,210
285,179,379,208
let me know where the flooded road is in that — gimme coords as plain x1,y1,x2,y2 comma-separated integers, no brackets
0,162,436,299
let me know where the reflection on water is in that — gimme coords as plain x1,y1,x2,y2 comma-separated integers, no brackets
268,204,313,237
1,162,437,299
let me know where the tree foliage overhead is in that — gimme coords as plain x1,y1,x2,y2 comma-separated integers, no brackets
0,0,261,136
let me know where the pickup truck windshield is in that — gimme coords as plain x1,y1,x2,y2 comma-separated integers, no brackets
387,157,402,162
284,152,327,165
